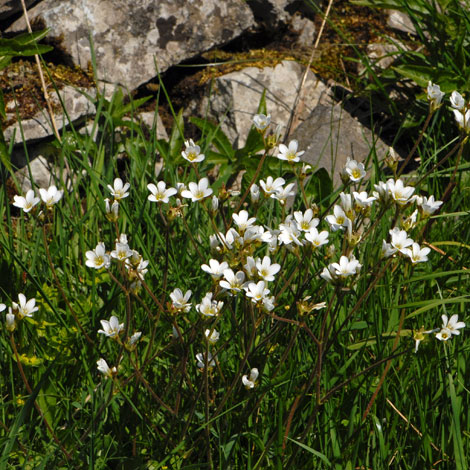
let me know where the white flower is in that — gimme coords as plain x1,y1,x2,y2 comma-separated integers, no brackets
413,327,434,352
259,176,285,196
6,312,16,332
111,237,132,261
453,108,470,132
13,190,40,213
219,269,246,293
435,327,452,341
381,240,397,258
96,358,117,378
232,210,257,232
39,185,63,207
253,113,271,131
181,178,213,202
440,314,465,337
305,228,329,248
12,293,38,319
182,139,205,163
276,139,304,163
128,331,142,347
211,195,219,212
250,183,260,203
107,178,130,200
325,205,349,232
373,181,392,204
417,195,443,217
104,198,119,221
196,352,216,369
98,315,124,338
402,209,418,231
201,259,229,279
278,220,303,246
294,209,319,232
170,288,192,312
329,255,362,279
205,328,220,344
196,292,223,317
339,193,354,220
256,256,281,282
342,157,366,182
353,191,376,209
0,303,5,313
242,368,259,389
272,182,296,205
403,242,431,264
387,179,415,206
427,81,444,110
389,227,414,254
85,242,111,269
244,281,270,303
147,182,177,203
450,91,465,111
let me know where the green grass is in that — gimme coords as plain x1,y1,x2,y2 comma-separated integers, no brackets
1,2,470,468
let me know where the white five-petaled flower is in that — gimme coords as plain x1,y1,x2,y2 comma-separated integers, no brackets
417,195,443,217
259,176,285,196
353,191,376,209
305,227,329,248
196,352,216,369
450,91,465,111
96,358,117,378
181,177,213,202
13,190,40,213
85,242,111,270
278,220,303,246
387,179,415,206
107,178,130,200
389,227,413,255
253,113,271,131
147,182,177,203
271,182,296,205
329,255,362,279
219,269,246,293
427,82,444,111
11,294,38,319
205,328,220,344
232,210,257,232
436,314,465,341
244,281,270,303
242,368,259,389
342,157,366,182
276,139,304,163
111,236,132,261
98,315,124,338
404,242,431,264
294,209,319,232
196,292,224,317
182,139,205,163
170,288,192,312
39,185,63,208
256,256,281,282
201,259,229,279
326,205,349,232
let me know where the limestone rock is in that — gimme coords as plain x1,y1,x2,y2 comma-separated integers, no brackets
247,0,316,28
293,101,389,184
387,10,416,35
199,60,331,148
4,85,96,145
9,0,255,90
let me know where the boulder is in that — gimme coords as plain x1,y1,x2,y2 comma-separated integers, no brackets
198,60,331,148
4,85,96,145
9,0,255,91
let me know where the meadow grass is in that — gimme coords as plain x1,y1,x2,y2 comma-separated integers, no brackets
1,4,470,469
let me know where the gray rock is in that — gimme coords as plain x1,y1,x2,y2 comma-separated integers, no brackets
199,60,331,148
0,0,35,21
293,101,389,184
4,85,96,145
138,111,168,141
9,0,255,91
290,12,316,47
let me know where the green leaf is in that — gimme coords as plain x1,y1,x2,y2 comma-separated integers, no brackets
304,167,333,205
0,129,12,172
168,108,184,164
287,437,332,466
